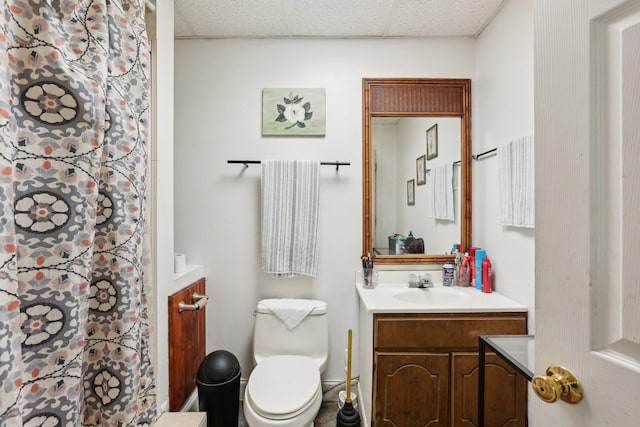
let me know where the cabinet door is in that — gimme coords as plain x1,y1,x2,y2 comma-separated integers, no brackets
374,352,449,427
451,352,526,427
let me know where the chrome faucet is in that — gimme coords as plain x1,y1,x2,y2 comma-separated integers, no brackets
408,274,433,289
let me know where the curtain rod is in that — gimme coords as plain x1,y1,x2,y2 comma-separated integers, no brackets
227,160,350,171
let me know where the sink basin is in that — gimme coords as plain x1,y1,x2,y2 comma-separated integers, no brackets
393,288,470,305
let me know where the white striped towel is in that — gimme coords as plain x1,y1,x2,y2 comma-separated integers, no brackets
427,163,455,221
498,135,535,228
261,160,321,277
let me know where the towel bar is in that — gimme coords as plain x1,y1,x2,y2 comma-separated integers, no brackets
227,160,350,171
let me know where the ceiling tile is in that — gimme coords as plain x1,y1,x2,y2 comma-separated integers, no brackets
285,0,395,37
386,0,504,37
178,0,290,38
174,3,196,38
173,0,505,39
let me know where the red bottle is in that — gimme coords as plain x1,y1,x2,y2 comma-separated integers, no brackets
482,257,492,293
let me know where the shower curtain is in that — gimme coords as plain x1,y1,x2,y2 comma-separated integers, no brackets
0,1,156,425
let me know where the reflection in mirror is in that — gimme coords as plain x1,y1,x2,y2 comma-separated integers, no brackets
372,117,461,256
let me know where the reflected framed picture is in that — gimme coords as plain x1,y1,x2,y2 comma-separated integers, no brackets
426,123,438,160
407,179,415,205
416,155,426,185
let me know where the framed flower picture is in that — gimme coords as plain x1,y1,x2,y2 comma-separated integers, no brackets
262,88,326,136
426,123,438,160
416,155,426,185
407,179,415,206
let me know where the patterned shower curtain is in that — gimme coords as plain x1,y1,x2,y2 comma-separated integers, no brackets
0,1,156,425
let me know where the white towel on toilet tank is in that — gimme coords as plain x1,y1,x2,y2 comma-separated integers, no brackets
498,135,535,228
259,298,326,329
261,160,321,277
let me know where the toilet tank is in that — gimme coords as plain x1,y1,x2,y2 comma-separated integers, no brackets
253,299,329,372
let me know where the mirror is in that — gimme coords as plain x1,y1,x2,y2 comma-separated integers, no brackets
362,78,472,265
372,116,461,255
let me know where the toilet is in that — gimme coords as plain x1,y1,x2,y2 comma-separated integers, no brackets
243,298,329,427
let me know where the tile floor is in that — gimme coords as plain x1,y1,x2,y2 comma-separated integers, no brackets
238,401,340,426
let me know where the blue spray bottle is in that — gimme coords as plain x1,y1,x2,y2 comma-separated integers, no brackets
475,249,486,290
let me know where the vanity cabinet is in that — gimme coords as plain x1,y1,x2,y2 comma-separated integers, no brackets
372,312,527,427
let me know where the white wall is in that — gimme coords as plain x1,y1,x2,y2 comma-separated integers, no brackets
173,38,475,385
473,0,535,331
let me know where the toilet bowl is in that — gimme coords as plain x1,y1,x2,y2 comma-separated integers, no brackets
243,299,329,427
243,356,322,427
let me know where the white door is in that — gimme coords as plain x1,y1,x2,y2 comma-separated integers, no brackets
534,0,640,426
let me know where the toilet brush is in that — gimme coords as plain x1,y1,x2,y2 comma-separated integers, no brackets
336,329,361,427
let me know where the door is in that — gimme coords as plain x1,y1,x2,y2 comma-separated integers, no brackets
535,0,640,425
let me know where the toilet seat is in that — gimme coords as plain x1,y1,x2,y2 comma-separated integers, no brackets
246,355,320,420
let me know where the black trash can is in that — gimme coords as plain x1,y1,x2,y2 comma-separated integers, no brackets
196,350,241,427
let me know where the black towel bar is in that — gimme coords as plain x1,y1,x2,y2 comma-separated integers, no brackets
227,160,350,171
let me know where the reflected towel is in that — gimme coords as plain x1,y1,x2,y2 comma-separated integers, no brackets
427,163,454,221
259,298,326,329
261,160,320,277
498,135,535,227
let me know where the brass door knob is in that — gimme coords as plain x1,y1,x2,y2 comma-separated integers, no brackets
532,365,582,404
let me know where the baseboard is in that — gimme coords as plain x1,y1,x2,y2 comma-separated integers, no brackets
240,379,357,403
183,378,357,413
356,382,369,427
178,389,199,412
322,379,358,402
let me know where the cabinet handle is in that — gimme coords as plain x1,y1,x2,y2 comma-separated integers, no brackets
532,365,582,404
178,293,209,313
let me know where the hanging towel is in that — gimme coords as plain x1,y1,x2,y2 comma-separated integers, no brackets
259,298,327,329
427,163,455,221
262,160,321,277
498,135,535,227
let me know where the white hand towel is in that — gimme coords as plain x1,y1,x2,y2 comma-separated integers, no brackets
259,298,326,330
498,135,535,228
427,163,455,221
261,160,321,277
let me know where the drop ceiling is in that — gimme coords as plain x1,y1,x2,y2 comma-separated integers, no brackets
174,0,506,39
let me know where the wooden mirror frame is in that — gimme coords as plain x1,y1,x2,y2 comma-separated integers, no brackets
362,78,472,265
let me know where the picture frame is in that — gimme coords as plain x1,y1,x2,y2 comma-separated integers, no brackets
416,155,426,185
407,179,415,205
262,88,326,136
426,123,438,160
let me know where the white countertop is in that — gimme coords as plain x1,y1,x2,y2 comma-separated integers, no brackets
356,270,527,314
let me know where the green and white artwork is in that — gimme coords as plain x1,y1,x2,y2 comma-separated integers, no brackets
262,88,326,136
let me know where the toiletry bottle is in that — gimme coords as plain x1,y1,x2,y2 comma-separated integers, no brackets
482,256,492,293
475,249,486,290
443,260,454,287
458,252,470,286
469,247,478,287
454,250,461,285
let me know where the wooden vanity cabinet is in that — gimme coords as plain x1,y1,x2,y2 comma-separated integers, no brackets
372,312,527,427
